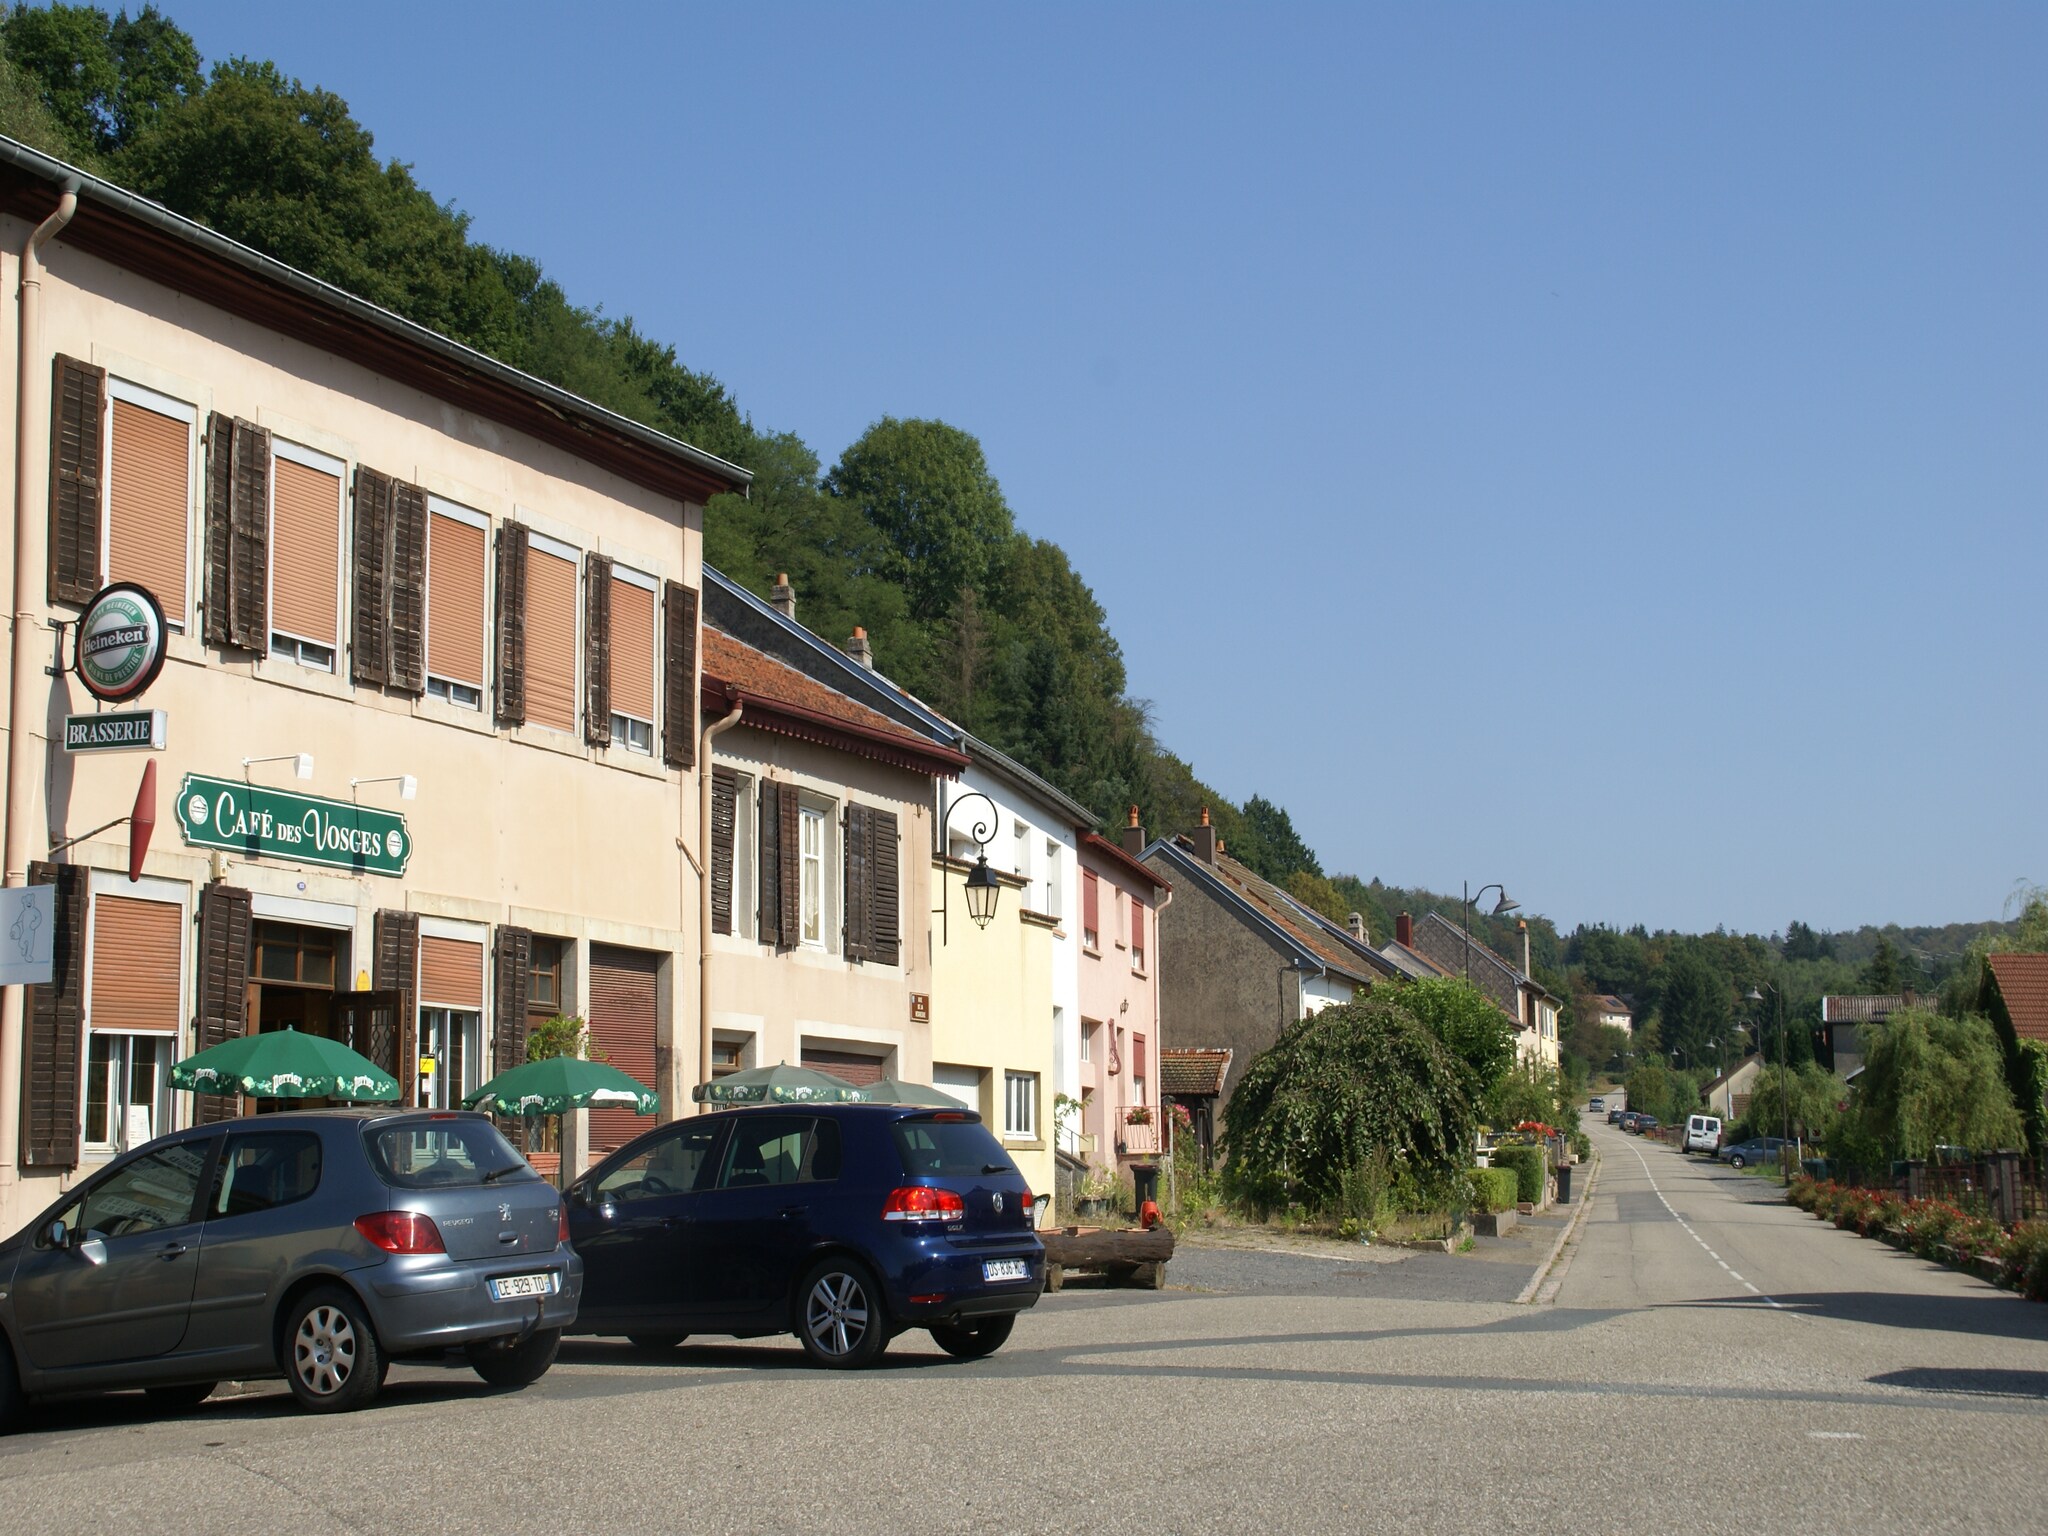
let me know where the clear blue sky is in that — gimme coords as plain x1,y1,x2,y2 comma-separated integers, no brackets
159,3,2047,937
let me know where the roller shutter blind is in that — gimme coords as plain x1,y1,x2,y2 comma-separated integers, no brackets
587,945,659,1152
1082,871,1100,941
1132,898,1146,960
418,935,484,1009
107,396,190,619
427,509,486,690
89,894,183,1033
22,862,87,1166
48,354,104,606
270,453,340,647
800,1047,885,1088
610,573,656,724
525,542,578,733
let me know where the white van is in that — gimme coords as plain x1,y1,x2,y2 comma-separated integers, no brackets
1683,1114,1722,1154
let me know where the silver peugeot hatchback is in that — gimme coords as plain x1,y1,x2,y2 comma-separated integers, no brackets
0,1108,580,1424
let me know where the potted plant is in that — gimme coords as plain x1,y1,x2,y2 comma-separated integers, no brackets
1125,1105,1153,1126
1074,1167,1119,1225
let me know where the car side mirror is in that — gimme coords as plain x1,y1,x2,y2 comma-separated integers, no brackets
46,1218,67,1248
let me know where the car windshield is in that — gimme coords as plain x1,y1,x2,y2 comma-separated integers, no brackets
364,1117,529,1189
892,1116,1013,1178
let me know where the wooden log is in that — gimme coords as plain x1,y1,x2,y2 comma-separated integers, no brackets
1041,1228,1176,1267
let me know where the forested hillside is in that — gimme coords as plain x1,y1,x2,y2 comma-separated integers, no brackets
0,5,2021,1080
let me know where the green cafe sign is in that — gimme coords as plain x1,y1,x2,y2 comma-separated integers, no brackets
176,774,411,878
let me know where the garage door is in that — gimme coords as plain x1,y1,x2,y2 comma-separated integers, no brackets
801,1046,887,1089
932,1064,983,1114
588,945,660,1153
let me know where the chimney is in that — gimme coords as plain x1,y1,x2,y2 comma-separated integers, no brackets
1121,803,1146,857
1190,805,1217,864
770,572,796,620
1519,918,1531,977
1347,912,1367,946
1395,911,1413,948
846,625,874,669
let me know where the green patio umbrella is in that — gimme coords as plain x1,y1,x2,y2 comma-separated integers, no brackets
171,1027,399,1101
852,1077,965,1109
691,1061,859,1104
462,1056,659,1117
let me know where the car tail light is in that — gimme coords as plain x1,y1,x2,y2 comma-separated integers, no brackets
558,1205,571,1246
355,1211,446,1254
882,1186,966,1223
1020,1190,1034,1211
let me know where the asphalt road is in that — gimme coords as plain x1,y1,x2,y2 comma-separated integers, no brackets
5,1115,2046,1535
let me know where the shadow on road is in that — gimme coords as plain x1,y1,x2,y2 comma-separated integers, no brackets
1870,1367,2048,1400
1668,1288,2048,1344
0,1372,505,1440
554,1339,954,1373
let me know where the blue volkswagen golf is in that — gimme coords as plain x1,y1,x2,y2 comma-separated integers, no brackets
564,1102,1043,1368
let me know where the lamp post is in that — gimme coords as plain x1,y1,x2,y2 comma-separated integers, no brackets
934,791,1001,944
1460,881,1519,981
1747,984,1789,1181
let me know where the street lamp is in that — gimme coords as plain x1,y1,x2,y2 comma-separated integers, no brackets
934,791,1001,943
1460,881,1518,981
1747,983,1791,1180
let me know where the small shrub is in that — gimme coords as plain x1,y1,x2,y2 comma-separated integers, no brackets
1491,1145,1546,1205
1788,1175,1819,1211
1468,1167,1518,1213
2001,1221,2048,1300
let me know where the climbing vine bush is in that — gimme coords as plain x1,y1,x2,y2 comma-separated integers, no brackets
1220,995,1475,1215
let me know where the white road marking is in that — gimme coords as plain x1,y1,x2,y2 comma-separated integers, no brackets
1808,1431,1864,1440
1621,1135,1799,1317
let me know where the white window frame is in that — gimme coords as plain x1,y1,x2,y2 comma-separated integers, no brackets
418,1006,483,1110
267,437,346,673
424,496,488,711
1080,1021,1093,1063
799,801,828,950
608,563,659,755
82,1032,175,1156
81,872,189,1154
101,377,197,632
525,528,582,736
1004,1070,1038,1142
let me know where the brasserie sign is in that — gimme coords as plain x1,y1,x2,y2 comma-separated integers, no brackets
64,709,168,753
175,774,411,877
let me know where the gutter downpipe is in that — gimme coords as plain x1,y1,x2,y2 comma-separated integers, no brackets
695,697,744,1110
0,185,78,1197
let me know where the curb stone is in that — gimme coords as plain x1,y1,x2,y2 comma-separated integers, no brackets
1520,1148,1600,1305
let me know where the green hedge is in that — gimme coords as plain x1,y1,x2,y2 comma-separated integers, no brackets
1469,1166,1518,1213
1490,1145,1546,1205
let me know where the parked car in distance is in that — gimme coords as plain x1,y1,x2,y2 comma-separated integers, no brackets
1607,1108,1625,1124
0,1109,578,1429
1718,1136,1790,1170
565,1102,1044,1369
1682,1114,1723,1154
1634,1116,1661,1134
1618,1112,1641,1132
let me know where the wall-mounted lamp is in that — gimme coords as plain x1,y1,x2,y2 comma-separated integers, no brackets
243,752,314,782
350,774,418,802
934,790,1000,944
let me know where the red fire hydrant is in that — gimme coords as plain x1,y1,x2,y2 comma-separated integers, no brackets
1138,1198,1161,1231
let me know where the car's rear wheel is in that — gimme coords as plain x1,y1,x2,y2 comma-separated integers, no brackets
283,1286,382,1414
627,1332,689,1351
143,1381,217,1413
1730,1154,1747,1169
930,1315,1015,1361
796,1257,888,1369
468,1328,561,1389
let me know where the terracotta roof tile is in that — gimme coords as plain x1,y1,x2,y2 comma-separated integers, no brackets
704,626,919,741
1987,955,2048,1042
1206,852,1386,982
1160,1049,1233,1096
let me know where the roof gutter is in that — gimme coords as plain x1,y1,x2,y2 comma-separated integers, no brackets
0,136,751,496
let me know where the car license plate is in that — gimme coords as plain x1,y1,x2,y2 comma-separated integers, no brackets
490,1272,557,1301
982,1258,1029,1283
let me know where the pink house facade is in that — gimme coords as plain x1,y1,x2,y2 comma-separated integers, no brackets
1074,818,1171,1172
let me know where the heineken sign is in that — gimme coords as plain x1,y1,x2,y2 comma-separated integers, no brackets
175,774,411,877
75,583,169,703
64,709,168,753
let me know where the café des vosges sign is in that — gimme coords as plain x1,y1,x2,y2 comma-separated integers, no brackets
75,582,169,703
176,774,411,878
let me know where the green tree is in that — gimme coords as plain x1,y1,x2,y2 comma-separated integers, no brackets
0,2,199,158
823,417,1014,624
1399,976,1517,1098
1236,795,1321,884
1835,1009,2022,1163
1863,935,1903,993
1654,948,1730,1071
1220,994,1475,1213
1737,1061,1840,1144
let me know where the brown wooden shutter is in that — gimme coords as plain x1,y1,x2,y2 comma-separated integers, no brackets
662,581,698,769
494,521,529,726
842,804,870,964
350,466,393,685
229,418,270,647
48,355,105,606
584,553,613,746
710,767,737,936
493,926,533,1076
203,412,233,645
387,481,427,693
21,862,86,1166
778,785,801,949
757,780,781,945
193,880,252,1128
869,808,901,967
374,910,420,1104
587,945,659,1152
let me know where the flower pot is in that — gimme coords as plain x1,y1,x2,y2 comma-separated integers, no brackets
1075,1197,1116,1223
